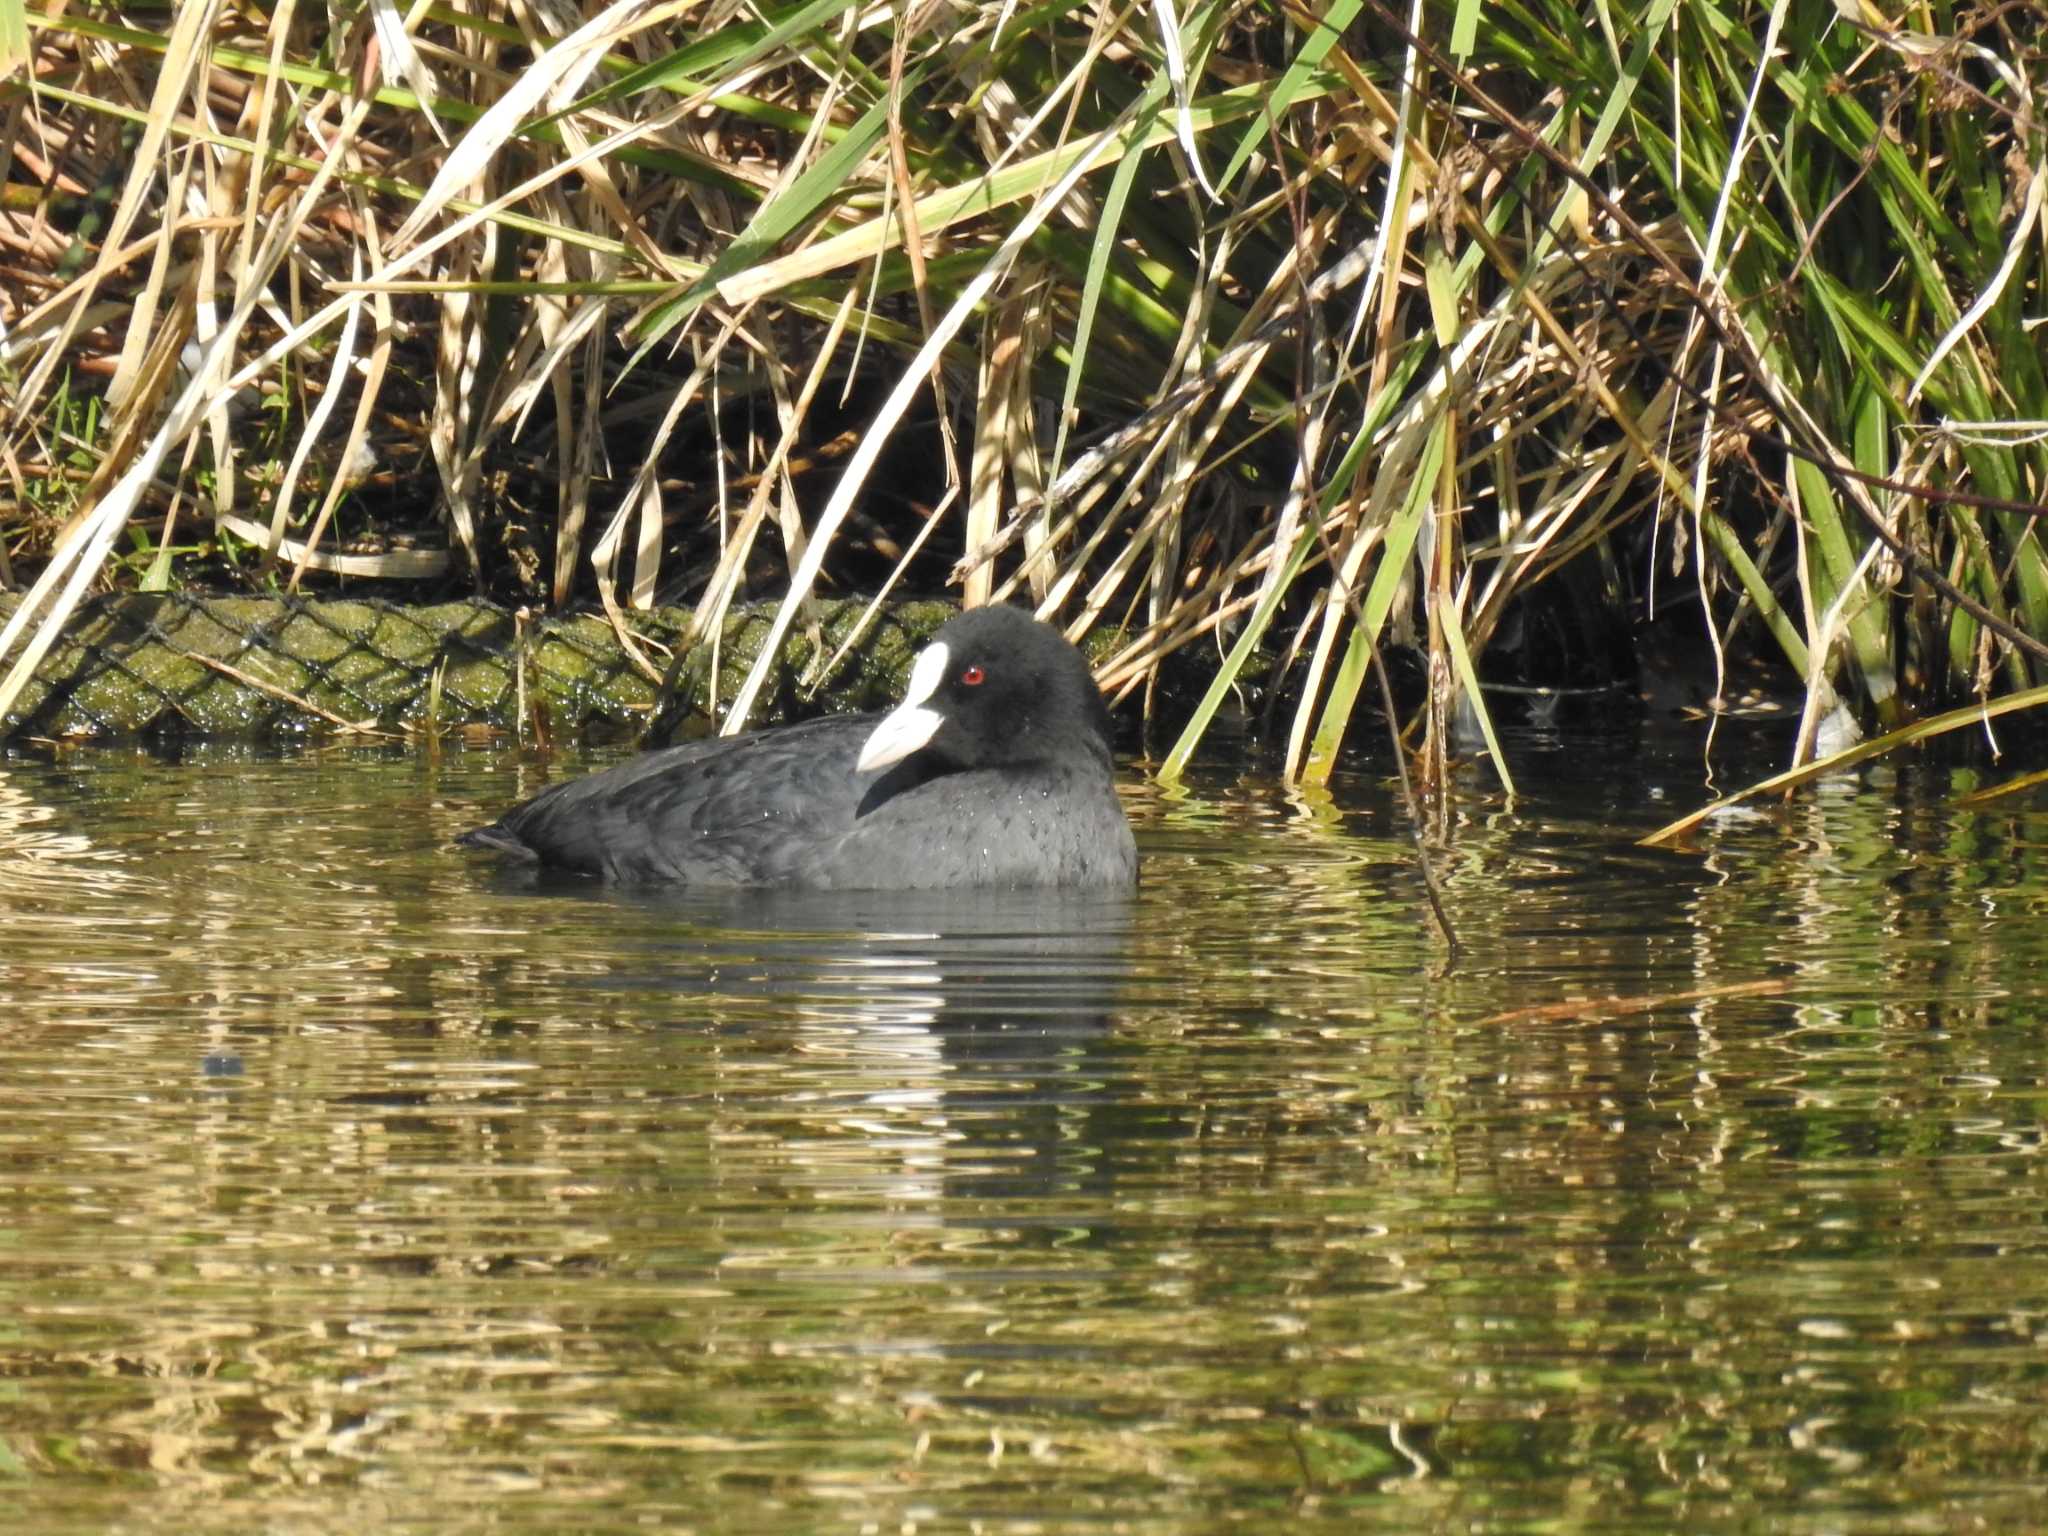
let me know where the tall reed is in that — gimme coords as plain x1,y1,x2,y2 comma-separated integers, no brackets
2,0,2042,784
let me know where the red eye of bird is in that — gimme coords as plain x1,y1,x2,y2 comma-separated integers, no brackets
960,664,986,686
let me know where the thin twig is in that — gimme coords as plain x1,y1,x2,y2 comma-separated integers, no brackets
184,652,397,738
1476,977,1793,1028
1373,641,1459,962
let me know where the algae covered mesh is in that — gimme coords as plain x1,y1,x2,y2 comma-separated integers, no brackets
0,593,951,741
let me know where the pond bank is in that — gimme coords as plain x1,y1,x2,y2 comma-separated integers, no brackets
0,592,959,741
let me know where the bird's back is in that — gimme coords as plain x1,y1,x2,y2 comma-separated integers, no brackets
459,714,880,883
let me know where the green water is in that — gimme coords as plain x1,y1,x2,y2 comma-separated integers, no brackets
2,730,2045,1532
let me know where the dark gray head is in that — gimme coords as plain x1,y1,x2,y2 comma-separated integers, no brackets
857,607,1115,775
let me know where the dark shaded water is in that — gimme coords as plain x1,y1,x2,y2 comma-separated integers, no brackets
3,729,2046,1532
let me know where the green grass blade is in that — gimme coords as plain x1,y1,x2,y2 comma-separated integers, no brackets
632,86,899,345
1438,597,1516,799
1216,0,1362,191
1156,518,1322,783
1302,413,1446,785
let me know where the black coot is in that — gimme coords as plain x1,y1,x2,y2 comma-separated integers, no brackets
458,606,1138,888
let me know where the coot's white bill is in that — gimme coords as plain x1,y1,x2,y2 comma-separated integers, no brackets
856,640,950,772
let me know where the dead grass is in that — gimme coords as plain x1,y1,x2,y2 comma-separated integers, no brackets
2,0,2044,792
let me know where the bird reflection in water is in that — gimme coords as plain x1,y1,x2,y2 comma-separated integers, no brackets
592,883,1139,1209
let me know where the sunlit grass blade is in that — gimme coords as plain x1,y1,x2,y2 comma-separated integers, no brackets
1300,413,1444,786
1641,683,2048,849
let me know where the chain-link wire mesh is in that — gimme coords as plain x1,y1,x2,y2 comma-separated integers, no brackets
0,593,954,740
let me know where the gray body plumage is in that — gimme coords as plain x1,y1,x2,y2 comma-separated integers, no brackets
458,607,1138,889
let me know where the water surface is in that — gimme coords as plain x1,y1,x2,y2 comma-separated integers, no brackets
3,729,2045,1532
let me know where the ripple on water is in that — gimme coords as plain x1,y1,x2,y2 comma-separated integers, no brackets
0,741,2044,1532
